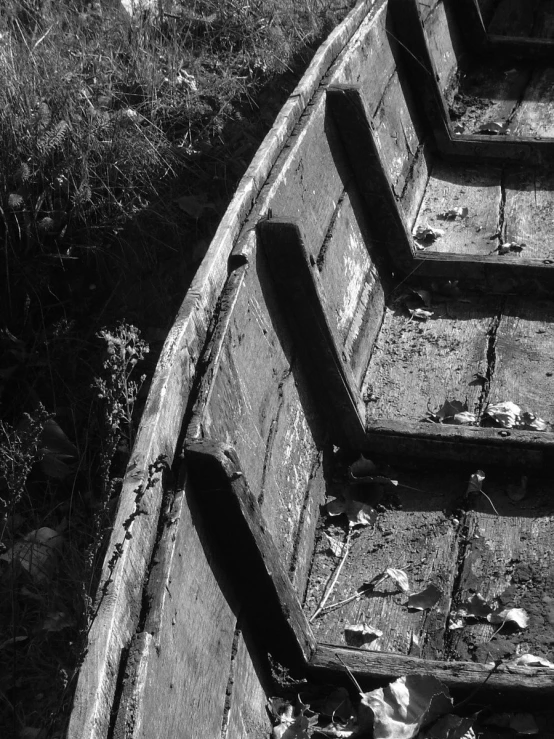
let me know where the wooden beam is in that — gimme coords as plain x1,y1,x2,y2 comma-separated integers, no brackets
326,85,415,273
257,218,368,450
184,439,317,665
309,645,554,702
365,419,554,467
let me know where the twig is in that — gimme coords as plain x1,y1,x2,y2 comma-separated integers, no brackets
480,490,500,516
319,571,390,616
336,652,363,694
310,529,351,622
453,659,502,709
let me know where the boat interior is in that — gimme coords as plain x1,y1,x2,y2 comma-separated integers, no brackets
108,1,554,734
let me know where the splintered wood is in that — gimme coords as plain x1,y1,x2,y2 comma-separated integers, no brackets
413,162,554,259
305,466,554,665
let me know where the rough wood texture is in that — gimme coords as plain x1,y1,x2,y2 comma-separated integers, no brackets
504,169,554,259
364,297,497,422
258,218,367,449
489,298,554,420
489,0,539,35
309,644,554,696
511,69,554,138
317,186,386,387
67,2,381,735
415,163,502,255
423,0,463,91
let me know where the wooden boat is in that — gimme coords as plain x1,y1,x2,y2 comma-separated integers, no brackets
67,1,554,737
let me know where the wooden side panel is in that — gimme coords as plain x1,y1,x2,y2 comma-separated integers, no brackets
423,0,464,92
511,67,554,138
416,162,502,255
489,298,554,419
503,168,554,260
318,187,385,386
363,297,498,422
489,0,539,35
534,0,554,36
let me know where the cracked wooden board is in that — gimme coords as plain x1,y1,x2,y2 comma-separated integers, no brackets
448,479,554,665
304,466,464,657
488,298,554,420
413,162,502,255
511,67,554,138
363,296,498,423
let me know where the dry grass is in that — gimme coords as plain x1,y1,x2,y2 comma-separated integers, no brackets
0,0,354,735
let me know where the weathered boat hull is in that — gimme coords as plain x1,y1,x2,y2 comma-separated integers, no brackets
68,0,554,736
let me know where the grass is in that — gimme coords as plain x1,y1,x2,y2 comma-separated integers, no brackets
0,0,355,735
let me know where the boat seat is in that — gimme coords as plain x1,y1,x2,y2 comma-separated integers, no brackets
390,0,554,163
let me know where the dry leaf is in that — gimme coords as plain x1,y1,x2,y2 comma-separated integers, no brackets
518,412,549,432
350,455,377,478
346,500,376,528
498,241,525,255
438,207,468,221
386,567,410,593
411,288,432,307
344,623,383,649
465,593,492,618
429,400,475,426
407,583,442,611
508,654,554,669
487,607,529,629
409,308,433,321
423,714,474,739
413,225,445,244
359,675,452,739
484,401,520,428
325,533,347,558
466,470,485,495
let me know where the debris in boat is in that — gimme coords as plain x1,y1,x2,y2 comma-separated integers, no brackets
487,607,529,629
466,470,485,496
310,531,351,621
344,622,383,649
464,593,491,618
407,583,442,611
325,533,347,558
507,475,528,502
410,288,432,307
427,399,476,426
484,713,539,735
437,207,468,220
386,567,410,593
326,489,377,528
413,224,445,246
484,401,550,431
477,120,511,135
359,675,452,739
269,696,315,739
349,454,377,478
497,241,525,255
507,654,554,669
408,308,433,321
423,714,475,739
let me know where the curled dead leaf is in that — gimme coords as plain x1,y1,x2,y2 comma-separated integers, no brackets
349,455,377,478
407,583,442,611
409,308,433,321
344,623,383,649
487,607,529,629
507,654,554,669
386,567,410,593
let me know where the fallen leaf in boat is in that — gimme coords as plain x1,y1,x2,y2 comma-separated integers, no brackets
346,500,376,528
349,454,377,478
466,470,485,495
422,714,475,739
410,288,432,307
484,401,520,428
508,654,554,669
477,120,510,135
309,687,353,721
497,241,525,255
325,533,347,558
386,567,410,593
450,411,477,425
326,498,346,516
270,700,315,739
409,308,433,321
407,583,442,611
507,475,528,502
438,207,468,220
448,615,465,630
0,527,64,583
429,400,476,426
465,593,492,618
359,674,452,739
344,622,383,649
487,607,529,628
485,713,538,735
413,225,445,244
518,412,549,432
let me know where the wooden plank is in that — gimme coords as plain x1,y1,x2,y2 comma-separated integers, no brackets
114,483,239,739
184,439,317,663
363,296,498,422
449,488,554,665
533,0,554,36
305,467,462,657
364,420,553,467
415,161,502,255
511,67,554,139
317,186,386,386
489,297,554,420
66,2,382,735
258,218,367,449
326,85,415,273
503,168,554,260
423,0,463,92
224,626,272,739
489,0,539,35
309,644,554,698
